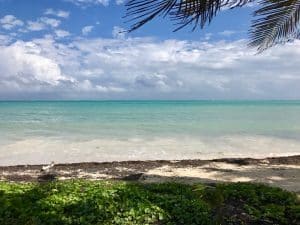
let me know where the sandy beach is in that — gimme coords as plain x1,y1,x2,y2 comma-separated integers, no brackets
1,155,299,193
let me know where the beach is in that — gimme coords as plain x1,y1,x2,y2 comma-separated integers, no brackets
1,155,299,193
2,3,300,223
1,101,300,192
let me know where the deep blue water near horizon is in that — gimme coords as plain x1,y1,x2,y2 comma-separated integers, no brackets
0,100,300,165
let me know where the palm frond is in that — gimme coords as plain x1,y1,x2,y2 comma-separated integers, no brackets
249,0,300,52
125,0,254,32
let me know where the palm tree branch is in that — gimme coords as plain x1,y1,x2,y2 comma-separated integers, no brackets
249,0,300,51
125,0,254,32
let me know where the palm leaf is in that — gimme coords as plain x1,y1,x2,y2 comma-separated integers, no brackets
125,0,254,32
249,0,300,51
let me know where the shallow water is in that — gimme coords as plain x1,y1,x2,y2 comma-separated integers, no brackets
0,101,300,165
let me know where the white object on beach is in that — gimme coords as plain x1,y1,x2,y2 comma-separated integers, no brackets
41,161,55,173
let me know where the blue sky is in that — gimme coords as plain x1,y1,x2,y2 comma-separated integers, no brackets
0,0,300,100
1,0,252,41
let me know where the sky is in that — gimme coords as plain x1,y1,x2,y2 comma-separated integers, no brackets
0,0,299,100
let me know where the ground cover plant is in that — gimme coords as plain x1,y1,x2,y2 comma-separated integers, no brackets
0,181,299,225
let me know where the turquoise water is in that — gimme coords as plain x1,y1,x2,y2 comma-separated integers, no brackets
1,100,300,140
0,101,300,165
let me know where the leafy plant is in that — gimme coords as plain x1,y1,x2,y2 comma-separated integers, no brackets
0,181,299,225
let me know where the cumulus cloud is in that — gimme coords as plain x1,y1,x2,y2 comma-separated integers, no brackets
0,35,300,100
54,29,71,38
27,17,61,31
135,73,182,92
65,0,110,7
0,34,11,45
81,25,94,35
44,8,70,18
27,21,46,31
0,15,23,30
115,0,124,5
219,30,237,37
0,41,70,91
40,17,61,27
112,26,126,39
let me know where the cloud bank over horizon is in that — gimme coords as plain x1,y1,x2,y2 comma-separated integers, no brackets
0,1,300,100
1,34,300,100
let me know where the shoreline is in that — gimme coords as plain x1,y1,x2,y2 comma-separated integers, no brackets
1,154,300,168
1,155,300,193
2,135,300,166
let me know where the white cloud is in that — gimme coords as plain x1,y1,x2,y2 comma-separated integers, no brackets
54,29,71,38
115,0,124,5
0,15,23,30
203,33,212,41
65,0,110,7
27,17,61,31
0,41,71,90
135,73,176,92
0,35,300,99
44,8,70,18
219,30,236,37
81,25,94,35
40,17,61,28
112,26,126,39
27,21,46,31
0,34,11,45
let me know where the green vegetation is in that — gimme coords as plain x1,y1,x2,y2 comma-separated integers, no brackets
0,181,299,225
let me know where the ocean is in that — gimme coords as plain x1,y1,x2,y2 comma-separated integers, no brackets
0,100,300,165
